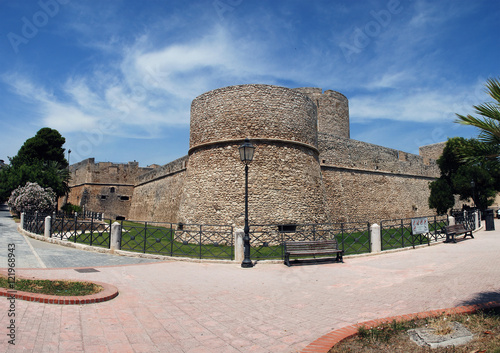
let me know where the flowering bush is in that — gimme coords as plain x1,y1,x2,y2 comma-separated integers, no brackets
8,182,56,215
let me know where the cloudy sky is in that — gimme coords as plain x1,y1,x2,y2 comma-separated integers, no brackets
1,0,498,166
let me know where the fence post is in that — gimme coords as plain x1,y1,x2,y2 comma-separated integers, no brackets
370,223,381,253
20,212,25,230
110,222,122,251
474,211,479,230
44,216,51,237
234,228,244,262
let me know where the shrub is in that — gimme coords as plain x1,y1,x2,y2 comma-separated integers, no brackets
60,203,82,215
8,182,56,215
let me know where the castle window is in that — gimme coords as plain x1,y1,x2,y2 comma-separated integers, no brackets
278,224,297,233
110,187,115,193
120,196,130,201
100,195,107,200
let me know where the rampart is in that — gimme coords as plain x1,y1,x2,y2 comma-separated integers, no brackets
419,142,446,161
128,156,188,222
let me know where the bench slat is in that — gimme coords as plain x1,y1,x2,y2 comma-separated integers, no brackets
284,240,343,266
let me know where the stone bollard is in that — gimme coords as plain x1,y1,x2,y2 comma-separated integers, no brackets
44,216,51,237
370,223,381,253
234,228,244,263
474,211,479,230
20,212,25,230
448,216,455,226
110,222,122,251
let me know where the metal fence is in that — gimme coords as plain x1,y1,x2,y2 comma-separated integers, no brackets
380,214,448,251
248,222,371,260
23,212,48,235
451,210,477,230
50,214,112,248
120,221,234,259
22,211,467,262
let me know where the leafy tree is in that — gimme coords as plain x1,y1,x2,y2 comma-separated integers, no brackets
428,178,455,215
7,182,56,215
0,128,69,202
10,128,68,168
428,137,499,213
456,78,500,146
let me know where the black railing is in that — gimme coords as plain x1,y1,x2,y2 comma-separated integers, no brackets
120,221,234,260
249,222,371,260
380,214,448,251
50,213,112,248
452,210,477,231
23,212,48,235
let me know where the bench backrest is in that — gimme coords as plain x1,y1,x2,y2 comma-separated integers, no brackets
284,240,338,252
445,224,468,233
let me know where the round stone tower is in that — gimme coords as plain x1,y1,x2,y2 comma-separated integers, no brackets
178,84,330,226
293,87,350,138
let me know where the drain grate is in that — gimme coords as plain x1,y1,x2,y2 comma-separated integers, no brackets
74,268,100,273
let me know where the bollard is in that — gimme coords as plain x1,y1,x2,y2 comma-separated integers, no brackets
44,216,51,237
370,223,381,253
110,222,122,251
20,212,25,230
234,228,244,262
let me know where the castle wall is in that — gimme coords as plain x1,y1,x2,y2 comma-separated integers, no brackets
318,133,440,177
65,158,153,220
322,167,435,223
419,142,446,161
128,156,188,222
293,88,350,138
179,84,330,226
318,133,439,222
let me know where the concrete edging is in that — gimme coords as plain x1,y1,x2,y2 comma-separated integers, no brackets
0,269,118,305
301,301,500,353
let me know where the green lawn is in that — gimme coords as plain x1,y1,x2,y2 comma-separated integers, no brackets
57,219,447,260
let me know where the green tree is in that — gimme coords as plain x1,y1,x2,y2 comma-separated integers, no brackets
428,137,499,213
428,178,455,215
0,128,69,202
456,77,500,154
10,128,68,168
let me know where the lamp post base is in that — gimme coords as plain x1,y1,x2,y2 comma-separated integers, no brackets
241,259,254,268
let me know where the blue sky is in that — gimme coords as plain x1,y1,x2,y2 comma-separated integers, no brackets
1,0,498,167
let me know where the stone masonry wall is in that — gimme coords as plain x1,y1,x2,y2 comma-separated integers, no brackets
419,142,446,161
65,158,154,220
189,84,318,148
66,184,135,220
322,167,435,223
180,84,329,226
128,156,188,222
318,133,440,177
178,141,329,226
294,88,350,138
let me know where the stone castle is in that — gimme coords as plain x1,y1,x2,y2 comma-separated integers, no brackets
65,84,445,226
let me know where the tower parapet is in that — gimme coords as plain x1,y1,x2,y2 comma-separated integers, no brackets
293,87,350,139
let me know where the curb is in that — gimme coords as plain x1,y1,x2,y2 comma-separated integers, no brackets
0,270,118,305
301,301,500,353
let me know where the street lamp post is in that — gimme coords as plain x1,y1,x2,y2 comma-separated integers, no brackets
239,138,255,268
471,180,475,208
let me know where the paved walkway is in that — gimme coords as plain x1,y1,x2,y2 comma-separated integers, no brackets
0,204,160,268
1,206,499,352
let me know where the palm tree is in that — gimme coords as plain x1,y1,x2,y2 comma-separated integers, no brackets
456,78,500,148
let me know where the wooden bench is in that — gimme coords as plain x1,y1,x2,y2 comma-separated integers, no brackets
444,224,474,243
284,240,343,267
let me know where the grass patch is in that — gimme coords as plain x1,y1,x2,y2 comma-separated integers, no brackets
330,308,500,352
0,275,102,296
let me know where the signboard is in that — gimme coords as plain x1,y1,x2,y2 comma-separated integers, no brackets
411,217,429,235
